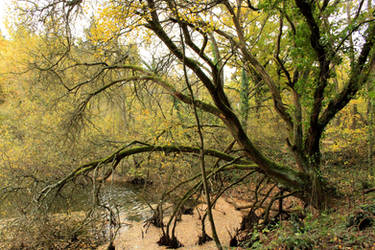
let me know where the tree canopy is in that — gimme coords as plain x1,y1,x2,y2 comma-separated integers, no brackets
21,0,373,205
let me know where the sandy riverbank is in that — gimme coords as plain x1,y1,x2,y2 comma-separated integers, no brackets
98,197,244,249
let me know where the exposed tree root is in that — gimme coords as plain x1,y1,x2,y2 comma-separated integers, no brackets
107,241,115,250
197,233,213,245
228,175,304,247
144,203,164,228
347,204,375,230
157,235,183,249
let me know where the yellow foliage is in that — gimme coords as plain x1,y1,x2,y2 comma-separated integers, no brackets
324,98,368,165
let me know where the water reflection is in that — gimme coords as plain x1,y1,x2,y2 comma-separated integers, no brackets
99,183,153,221
0,183,153,222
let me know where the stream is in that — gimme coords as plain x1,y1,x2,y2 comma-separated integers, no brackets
0,182,243,249
0,182,153,222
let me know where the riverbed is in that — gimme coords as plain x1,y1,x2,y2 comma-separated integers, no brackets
98,197,243,249
1,181,243,249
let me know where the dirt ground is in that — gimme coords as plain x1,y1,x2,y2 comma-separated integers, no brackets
98,197,244,250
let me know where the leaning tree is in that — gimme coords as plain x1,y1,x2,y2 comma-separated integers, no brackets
17,0,375,222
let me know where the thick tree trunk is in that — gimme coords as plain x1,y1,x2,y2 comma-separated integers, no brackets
145,0,337,209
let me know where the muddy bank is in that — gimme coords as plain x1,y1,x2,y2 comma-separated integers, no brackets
99,197,243,249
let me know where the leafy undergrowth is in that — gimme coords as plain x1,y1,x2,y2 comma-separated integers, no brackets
236,162,375,249
255,203,375,249
0,212,107,250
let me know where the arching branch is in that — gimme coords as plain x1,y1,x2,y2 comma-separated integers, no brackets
37,143,257,201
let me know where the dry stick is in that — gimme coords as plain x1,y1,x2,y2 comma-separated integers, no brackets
258,184,278,212
163,155,243,200
169,153,236,232
213,171,257,208
198,171,255,245
108,157,116,249
247,176,266,214
263,191,297,225
69,162,106,243
201,171,256,230
166,157,246,233
165,179,203,242
180,28,222,249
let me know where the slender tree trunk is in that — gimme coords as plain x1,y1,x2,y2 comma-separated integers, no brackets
180,28,222,249
347,0,359,130
367,81,374,171
240,68,250,129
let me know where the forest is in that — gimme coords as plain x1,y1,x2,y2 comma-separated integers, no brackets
0,0,375,249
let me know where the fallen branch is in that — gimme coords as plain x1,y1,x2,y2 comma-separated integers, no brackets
363,188,375,194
